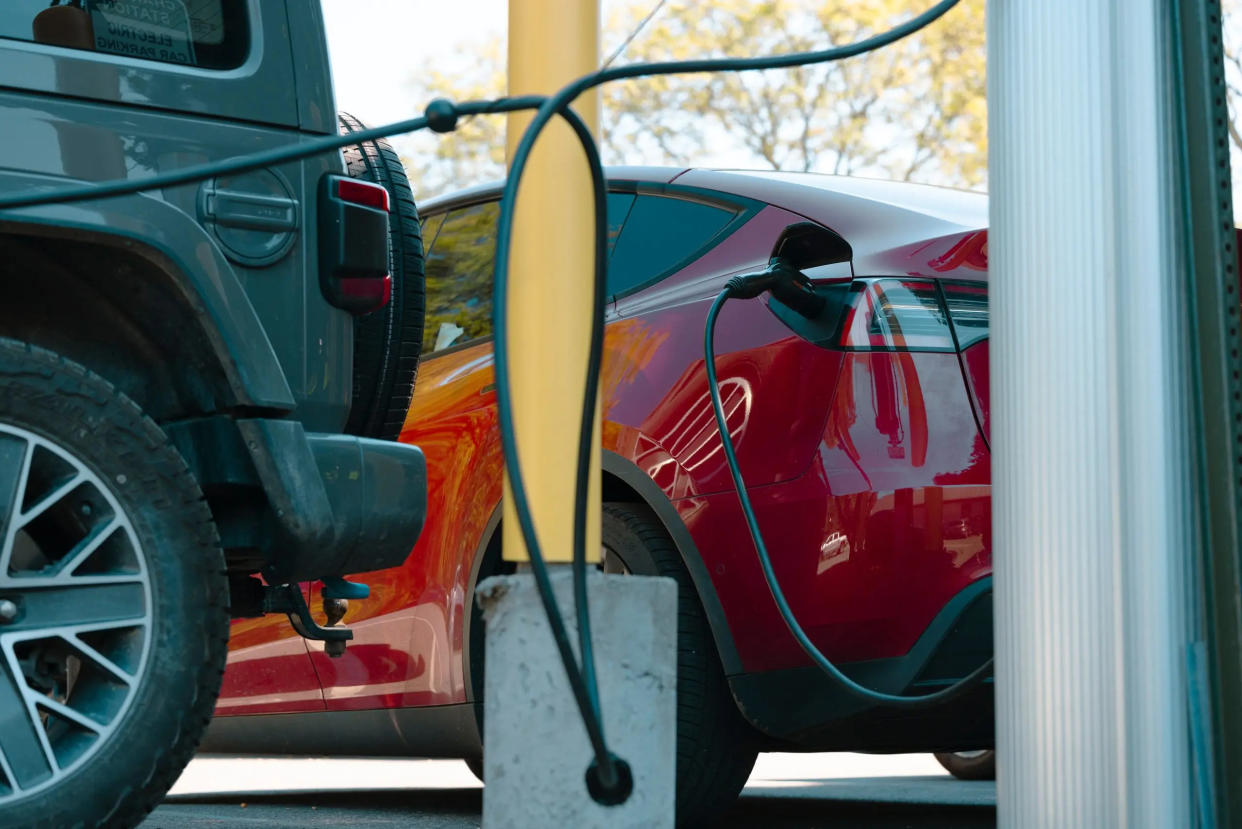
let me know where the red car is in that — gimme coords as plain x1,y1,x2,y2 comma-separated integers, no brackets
205,168,995,822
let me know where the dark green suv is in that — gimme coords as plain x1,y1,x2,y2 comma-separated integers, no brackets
0,2,429,826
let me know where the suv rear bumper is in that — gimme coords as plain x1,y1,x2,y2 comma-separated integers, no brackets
168,416,426,583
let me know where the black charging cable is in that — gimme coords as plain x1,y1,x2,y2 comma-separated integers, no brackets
0,0,968,802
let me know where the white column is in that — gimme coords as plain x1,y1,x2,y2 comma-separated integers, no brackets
989,2,1194,827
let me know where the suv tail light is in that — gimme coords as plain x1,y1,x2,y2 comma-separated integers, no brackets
834,278,988,352
318,174,391,315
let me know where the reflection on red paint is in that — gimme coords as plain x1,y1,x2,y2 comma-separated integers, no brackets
217,615,323,714
928,230,988,273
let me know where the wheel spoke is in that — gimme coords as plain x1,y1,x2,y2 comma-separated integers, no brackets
55,517,123,578
35,696,104,735
16,471,85,528
0,437,32,579
66,633,135,686
0,643,55,791
0,424,152,803
4,583,145,635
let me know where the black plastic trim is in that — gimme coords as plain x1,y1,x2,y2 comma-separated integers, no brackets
201,703,483,759
729,577,993,747
167,416,426,583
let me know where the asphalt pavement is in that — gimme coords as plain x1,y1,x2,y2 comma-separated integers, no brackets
142,752,995,828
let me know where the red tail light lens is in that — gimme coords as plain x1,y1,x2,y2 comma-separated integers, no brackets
339,273,393,307
839,279,956,351
337,178,390,212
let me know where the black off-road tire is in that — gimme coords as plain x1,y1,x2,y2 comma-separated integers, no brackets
934,749,996,780
0,339,229,829
602,502,758,826
338,111,426,441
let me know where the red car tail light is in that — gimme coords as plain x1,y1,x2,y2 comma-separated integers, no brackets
940,282,989,349
769,276,989,355
838,279,956,351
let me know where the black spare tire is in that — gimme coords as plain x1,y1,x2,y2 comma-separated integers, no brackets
338,112,427,441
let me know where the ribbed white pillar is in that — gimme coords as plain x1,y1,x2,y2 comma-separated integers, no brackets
989,2,1194,827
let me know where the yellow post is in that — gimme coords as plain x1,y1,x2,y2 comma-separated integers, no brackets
503,0,601,563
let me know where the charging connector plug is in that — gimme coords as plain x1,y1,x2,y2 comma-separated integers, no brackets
726,257,826,319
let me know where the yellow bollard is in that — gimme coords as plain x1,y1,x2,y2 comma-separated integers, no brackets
503,0,601,564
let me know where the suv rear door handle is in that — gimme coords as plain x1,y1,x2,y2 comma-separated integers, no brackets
205,188,299,232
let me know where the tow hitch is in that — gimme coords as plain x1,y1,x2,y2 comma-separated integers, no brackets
231,576,371,657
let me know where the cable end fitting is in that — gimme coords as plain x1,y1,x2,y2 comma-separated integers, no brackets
425,98,459,133
725,272,769,299
585,753,634,806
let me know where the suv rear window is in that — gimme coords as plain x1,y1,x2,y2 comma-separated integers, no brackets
1,0,249,70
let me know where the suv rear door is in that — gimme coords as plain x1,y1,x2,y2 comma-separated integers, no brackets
0,0,352,432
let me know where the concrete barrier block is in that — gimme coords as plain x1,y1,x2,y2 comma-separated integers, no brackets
477,570,676,829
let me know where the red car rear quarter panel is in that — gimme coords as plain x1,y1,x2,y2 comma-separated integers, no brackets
695,350,991,673
602,308,843,498
607,206,844,496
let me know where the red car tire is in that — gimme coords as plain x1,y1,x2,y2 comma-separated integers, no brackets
934,749,996,780
602,502,757,825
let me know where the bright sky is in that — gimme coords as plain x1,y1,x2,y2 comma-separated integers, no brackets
321,0,508,130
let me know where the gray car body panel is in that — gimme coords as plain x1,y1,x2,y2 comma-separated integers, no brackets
0,170,297,410
285,1,338,134
0,0,299,127
0,1,351,428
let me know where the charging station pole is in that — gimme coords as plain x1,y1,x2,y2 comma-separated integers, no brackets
502,0,602,568
989,2,1198,825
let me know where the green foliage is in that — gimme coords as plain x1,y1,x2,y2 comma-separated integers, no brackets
423,201,499,352
602,0,986,185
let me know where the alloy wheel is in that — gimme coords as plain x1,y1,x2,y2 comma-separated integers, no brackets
0,423,152,804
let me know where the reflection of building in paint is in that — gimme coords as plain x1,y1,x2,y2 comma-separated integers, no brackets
664,375,752,473
627,376,751,498
816,531,851,574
